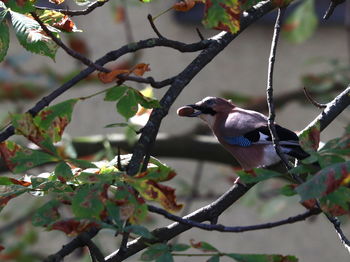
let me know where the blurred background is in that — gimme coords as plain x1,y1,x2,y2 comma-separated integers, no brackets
0,0,350,261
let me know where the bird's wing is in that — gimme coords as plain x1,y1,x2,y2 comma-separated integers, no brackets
223,125,300,147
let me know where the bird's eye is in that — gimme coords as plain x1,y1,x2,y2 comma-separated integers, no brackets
206,99,215,106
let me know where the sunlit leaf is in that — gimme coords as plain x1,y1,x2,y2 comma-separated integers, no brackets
0,14,9,62
237,168,283,183
10,10,58,59
203,0,241,33
296,161,350,201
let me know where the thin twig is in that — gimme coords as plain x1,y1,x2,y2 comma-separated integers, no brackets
117,74,175,88
30,12,109,73
323,0,345,20
79,234,106,262
35,0,109,17
147,14,164,38
116,221,131,257
196,28,205,41
148,204,320,232
303,87,327,109
266,8,292,170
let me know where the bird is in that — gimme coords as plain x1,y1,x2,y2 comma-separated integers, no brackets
177,96,309,170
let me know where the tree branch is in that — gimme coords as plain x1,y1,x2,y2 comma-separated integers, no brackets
127,0,276,175
30,12,109,73
148,204,321,232
35,0,110,17
104,182,253,262
266,7,292,170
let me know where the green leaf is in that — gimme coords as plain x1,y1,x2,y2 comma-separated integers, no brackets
104,122,129,128
0,12,9,62
296,161,350,201
104,85,128,101
156,252,173,262
106,201,122,227
141,243,169,261
298,121,320,152
117,89,138,119
124,225,154,239
34,99,78,142
32,200,60,227
283,0,318,43
72,184,104,219
208,255,220,262
68,158,97,169
320,186,350,211
170,244,190,252
279,184,297,196
10,10,58,59
0,185,29,212
3,0,36,13
55,162,73,182
133,89,160,109
0,177,15,185
0,141,57,173
237,168,283,183
203,0,241,33
226,253,298,262
190,240,218,252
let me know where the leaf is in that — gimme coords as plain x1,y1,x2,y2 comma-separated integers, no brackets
173,0,197,12
0,16,9,62
98,63,150,83
50,218,100,236
133,89,160,109
52,15,79,32
156,252,173,262
203,0,241,34
237,168,283,183
104,85,128,101
0,185,29,212
320,186,350,216
104,122,129,128
72,184,105,219
170,243,191,252
124,225,154,239
190,239,218,252
208,255,220,262
226,253,298,262
296,161,350,201
11,113,57,154
0,141,57,173
32,200,60,227
298,121,320,152
34,99,78,143
141,243,169,261
279,184,297,196
282,0,318,43
135,157,176,182
54,162,73,182
9,10,58,59
106,200,122,226
117,89,138,120
125,176,183,212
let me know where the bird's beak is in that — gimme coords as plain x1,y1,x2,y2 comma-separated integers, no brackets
177,104,202,117
187,104,203,117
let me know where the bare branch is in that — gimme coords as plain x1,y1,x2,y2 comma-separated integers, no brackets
196,28,205,41
148,204,321,232
79,234,106,262
35,0,109,17
30,12,109,73
117,74,175,88
147,14,164,38
323,0,345,20
303,87,327,109
266,7,292,171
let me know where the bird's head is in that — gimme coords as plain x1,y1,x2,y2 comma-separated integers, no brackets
177,97,235,124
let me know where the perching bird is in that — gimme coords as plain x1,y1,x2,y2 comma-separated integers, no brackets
177,97,309,169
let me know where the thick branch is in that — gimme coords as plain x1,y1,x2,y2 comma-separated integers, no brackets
105,183,253,262
35,0,110,16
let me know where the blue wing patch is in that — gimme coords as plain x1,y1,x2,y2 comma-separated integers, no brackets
223,136,252,147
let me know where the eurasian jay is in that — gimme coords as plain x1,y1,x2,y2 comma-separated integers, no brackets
177,97,309,169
